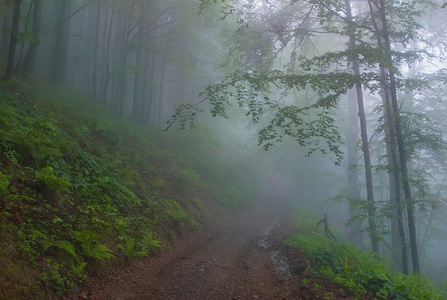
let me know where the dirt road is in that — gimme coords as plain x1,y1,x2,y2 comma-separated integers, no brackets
70,201,355,300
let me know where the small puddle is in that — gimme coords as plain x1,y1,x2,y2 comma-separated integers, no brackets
258,223,292,276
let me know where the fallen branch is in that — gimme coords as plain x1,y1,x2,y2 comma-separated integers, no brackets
316,214,336,240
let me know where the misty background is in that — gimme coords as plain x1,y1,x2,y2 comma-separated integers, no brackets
1,0,447,286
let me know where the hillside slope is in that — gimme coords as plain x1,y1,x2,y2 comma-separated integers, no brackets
0,79,255,299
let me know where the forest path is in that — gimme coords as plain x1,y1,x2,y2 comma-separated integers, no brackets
69,200,355,300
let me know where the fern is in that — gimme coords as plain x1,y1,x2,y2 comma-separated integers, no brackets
74,230,115,260
35,166,71,191
55,240,77,259
139,230,162,254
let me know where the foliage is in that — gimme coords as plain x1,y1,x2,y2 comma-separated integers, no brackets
74,230,115,260
174,167,204,193
0,79,255,298
0,171,10,194
35,166,72,191
285,215,444,299
163,199,197,228
167,69,354,165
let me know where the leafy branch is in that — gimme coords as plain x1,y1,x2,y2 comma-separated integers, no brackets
167,69,359,164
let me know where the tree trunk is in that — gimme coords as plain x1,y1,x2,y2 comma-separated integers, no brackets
15,0,33,76
2,0,21,80
132,0,148,121
345,0,379,253
380,65,409,274
92,0,101,101
144,50,157,121
1,11,12,58
51,0,69,85
157,57,168,126
103,0,116,107
115,1,134,116
346,88,364,247
20,0,42,77
368,0,420,276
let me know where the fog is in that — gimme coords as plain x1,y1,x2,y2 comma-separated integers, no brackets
1,0,447,286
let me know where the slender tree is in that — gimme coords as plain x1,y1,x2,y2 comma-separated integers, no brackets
346,87,364,246
2,0,21,80
91,0,102,101
367,0,420,275
20,0,42,77
380,64,409,274
0,3,13,58
132,0,149,122
51,0,69,84
345,0,378,253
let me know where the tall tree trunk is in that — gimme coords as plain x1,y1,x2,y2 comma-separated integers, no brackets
112,2,126,113
345,0,379,253
20,0,42,77
15,0,32,76
346,88,364,247
368,0,420,276
51,0,69,85
1,11,12,58
144,50,157,121
132,0,148,121
115,1,134,116
380,65,409,274
2,0,21,80
92,0,101,101
139,46,152,122
157,57,168,126
103,0,116,107
99,0,110,105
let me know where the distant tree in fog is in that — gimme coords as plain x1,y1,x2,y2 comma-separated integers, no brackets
2,0,21,80
20,0,42,77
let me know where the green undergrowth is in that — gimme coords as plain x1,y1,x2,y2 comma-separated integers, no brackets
286,208,446,299
0,79,255,298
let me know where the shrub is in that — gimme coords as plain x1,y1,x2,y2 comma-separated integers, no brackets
285,234,442,299
174,166,203,193
0,171,10,194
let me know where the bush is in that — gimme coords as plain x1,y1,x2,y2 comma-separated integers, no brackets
285,234,443,299
174,166,204,193
0,171,10,194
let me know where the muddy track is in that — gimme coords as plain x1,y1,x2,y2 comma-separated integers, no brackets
69,202,356,300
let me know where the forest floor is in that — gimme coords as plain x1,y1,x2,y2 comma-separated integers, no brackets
66,200,359,300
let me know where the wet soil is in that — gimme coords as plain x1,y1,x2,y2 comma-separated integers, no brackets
68,201,357,300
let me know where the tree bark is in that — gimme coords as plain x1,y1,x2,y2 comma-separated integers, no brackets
51,0,69,85
132,0,148,121
14,0,33,76
20,0,42,77
2,0,21,80
345,0,379,253
346,88,364,247
92,0,101,101
103,0,116,107
368,0,420,276
0,10,12,58
379,65,409,274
